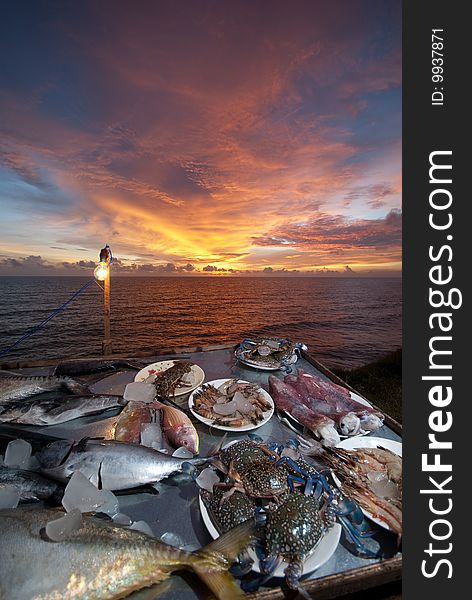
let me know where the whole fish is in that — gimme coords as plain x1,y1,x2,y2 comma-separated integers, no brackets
154,400,199,454
37,438,206,490
0,466,64,504
114,400,156,444
268,375,340,446
53,359,142,377
0,395,125,426
115,400,200,454
0,507,257,600
0,374,89,403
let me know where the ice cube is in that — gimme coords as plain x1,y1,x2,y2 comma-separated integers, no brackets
182,543,200,552
45,509,82,542
98,490,119,517
141,423,163,448
152,444,168,453
160,531,185,548
124,382,156,403
195,467,220,493
180,370,197,387
25,454,41,471
0,484,21,509
113,513,133,526
129,520,154,537
62,471,107,513
4,439,32,468
172,446,194,459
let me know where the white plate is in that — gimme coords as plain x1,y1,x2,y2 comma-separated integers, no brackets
334,436,402,531
134,361,205,396
199,494,341,577
188,379,274,432
235,351,298,371
236,356,282,371
336,436,402,455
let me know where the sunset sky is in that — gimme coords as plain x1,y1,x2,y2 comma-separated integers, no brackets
0,0,401,276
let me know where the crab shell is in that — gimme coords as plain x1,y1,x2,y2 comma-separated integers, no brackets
201,487,256,533
220,440,271,471
234,459,289,499
265,494,325,563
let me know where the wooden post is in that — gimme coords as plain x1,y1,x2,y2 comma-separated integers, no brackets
102,267,112,355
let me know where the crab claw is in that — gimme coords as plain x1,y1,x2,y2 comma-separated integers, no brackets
286,438,301,450
229,549,254,577
241,552,283,593
285,559,311,600
337,498,372,533
335,497,381,559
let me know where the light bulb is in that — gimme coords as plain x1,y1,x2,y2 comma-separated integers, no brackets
94,263,108,281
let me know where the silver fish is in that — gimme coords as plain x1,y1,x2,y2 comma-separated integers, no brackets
0,466,64,504
0,395,125,425
0,374,89,403
37,438,206,490
0,507,257,600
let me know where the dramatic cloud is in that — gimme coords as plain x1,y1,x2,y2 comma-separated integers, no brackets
253,209,401,249
0,1,401,274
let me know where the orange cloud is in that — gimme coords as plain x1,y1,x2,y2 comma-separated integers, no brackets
0,1,401,274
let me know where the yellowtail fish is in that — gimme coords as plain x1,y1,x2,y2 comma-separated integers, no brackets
0,507,257,599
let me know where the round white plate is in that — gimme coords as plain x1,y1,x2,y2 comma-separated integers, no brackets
336,436,402,455
235,350,298,371
236,356,282,371
188,379,274,432
199,494,341,577
334,436,402,531
134,361,205,397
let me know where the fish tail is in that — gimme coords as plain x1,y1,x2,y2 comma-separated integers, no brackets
191,518,258,599
206,432,228,457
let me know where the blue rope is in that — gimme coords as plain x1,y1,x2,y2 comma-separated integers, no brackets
0,278,97,358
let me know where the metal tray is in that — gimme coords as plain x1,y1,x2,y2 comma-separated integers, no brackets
0,344,402,599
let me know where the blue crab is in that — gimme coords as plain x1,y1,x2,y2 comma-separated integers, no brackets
201,486,257,534
201,486,258,575
260,493,327,597
214,440,295,504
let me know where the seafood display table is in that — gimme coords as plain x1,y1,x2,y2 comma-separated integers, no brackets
0,346,402,600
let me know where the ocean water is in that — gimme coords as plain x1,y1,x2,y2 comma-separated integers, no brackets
0,277,402,369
